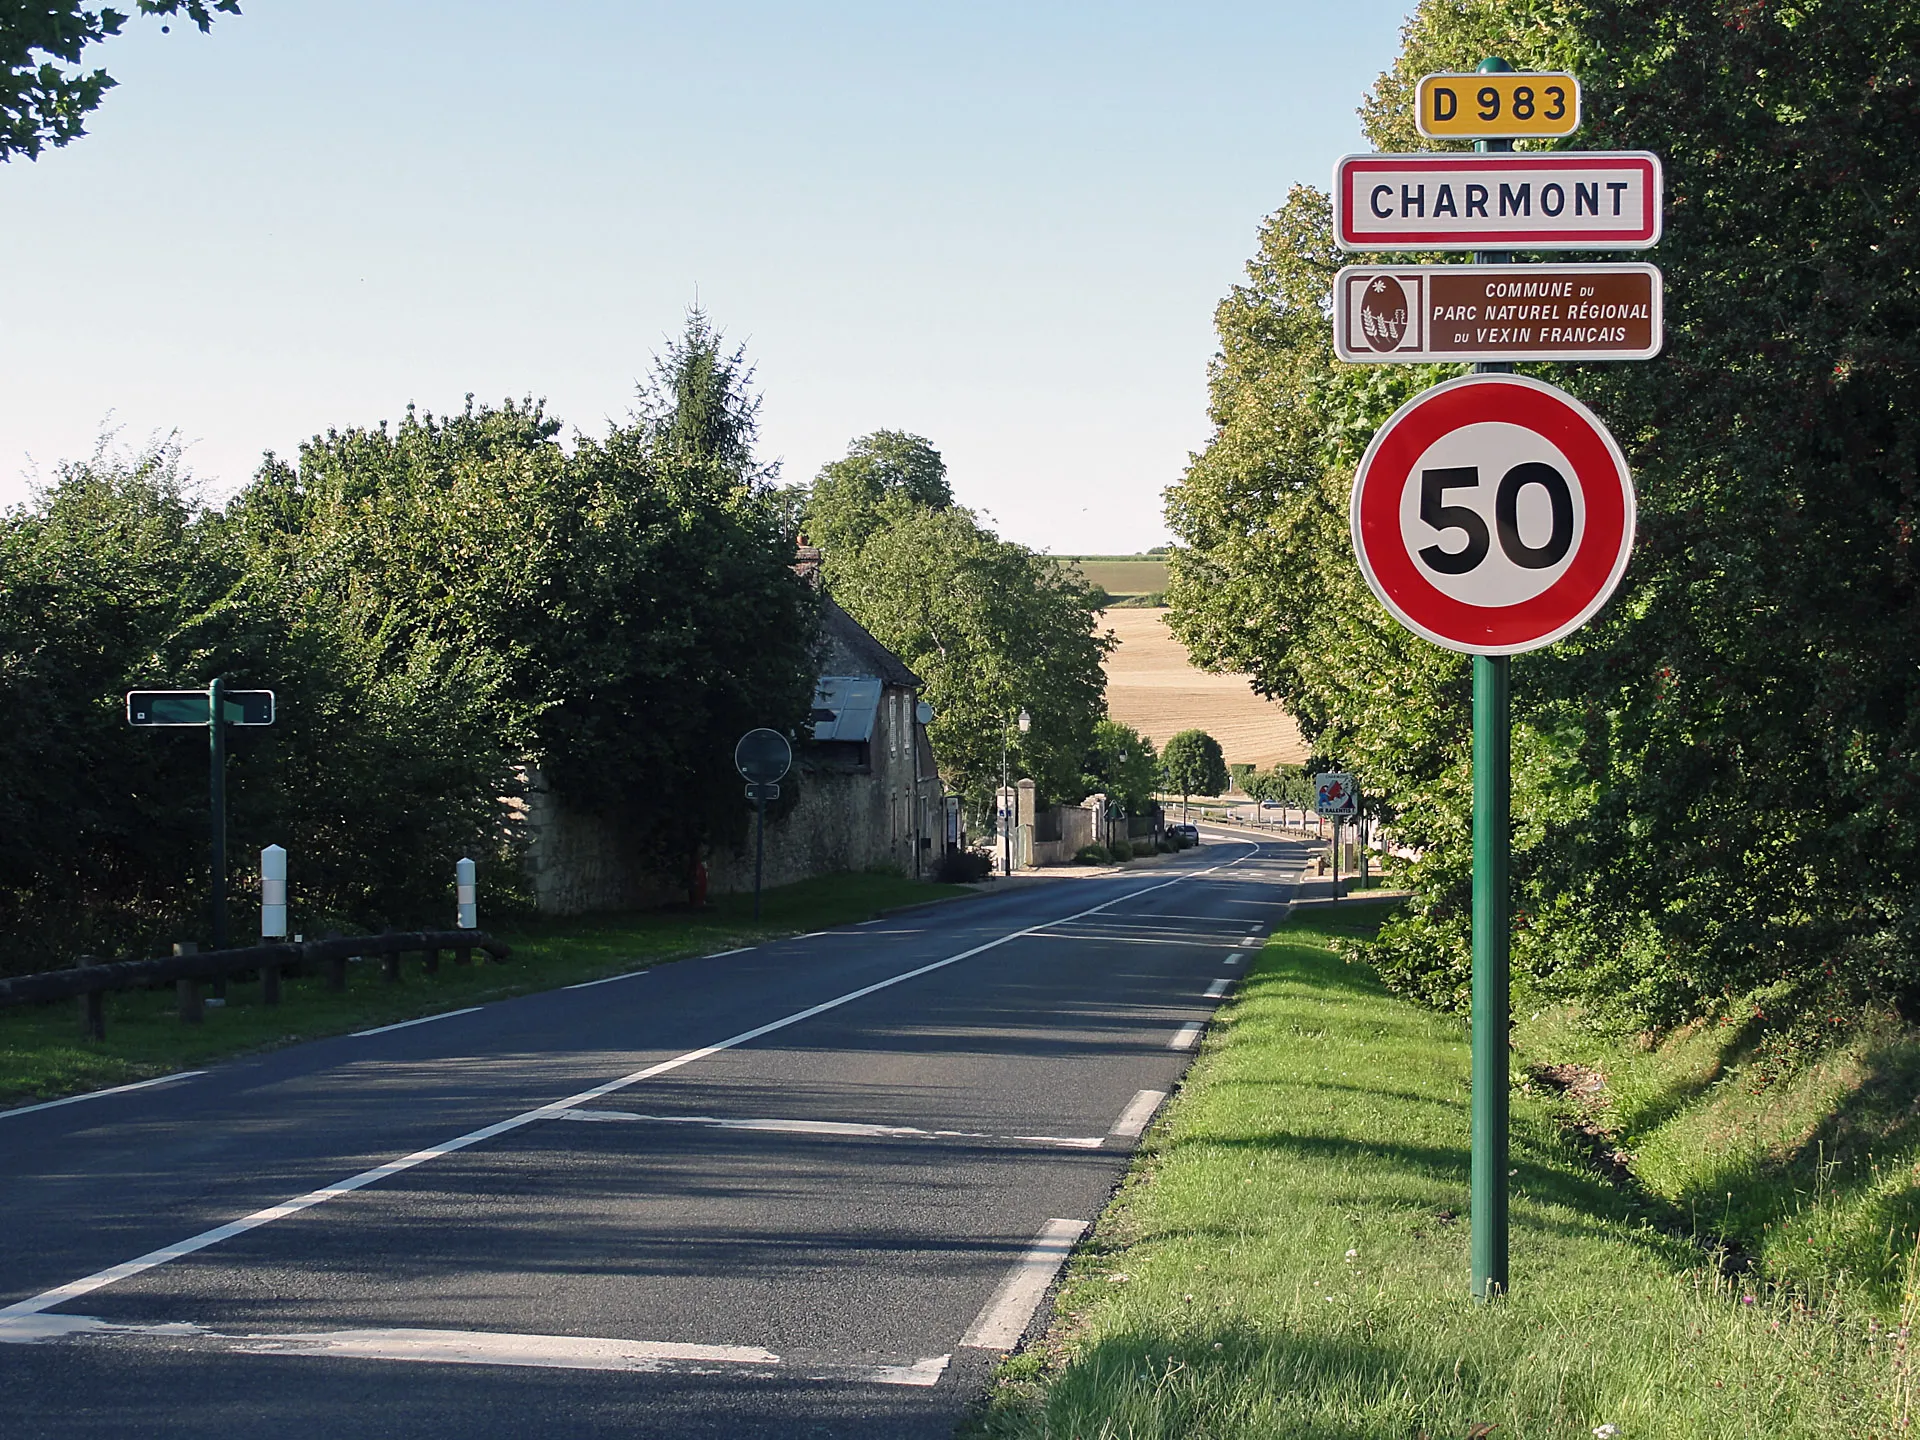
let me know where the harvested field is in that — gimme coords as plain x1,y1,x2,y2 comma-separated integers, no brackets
1101,607,1305,769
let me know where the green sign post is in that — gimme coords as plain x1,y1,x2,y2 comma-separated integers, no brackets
127,680,275,953
1339,58,1651,1302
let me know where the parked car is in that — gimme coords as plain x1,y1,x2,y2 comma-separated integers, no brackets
1169,823,1200,847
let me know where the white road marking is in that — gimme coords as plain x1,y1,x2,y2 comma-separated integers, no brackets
701,947,752,959
1107,1089,1166,1141
961,1218,1087,1351
1223,956,1244,968
0,1071,207,1121
558,1110,1103,1149
0,851,1258,1323
351,1007,484,1038
563,971,648,990
1204,978,1230,999
1028,931,1243,949
0,1313,949,1386
1169,1022,1204,1050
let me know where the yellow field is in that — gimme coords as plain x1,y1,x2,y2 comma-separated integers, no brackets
1101,608,1306,769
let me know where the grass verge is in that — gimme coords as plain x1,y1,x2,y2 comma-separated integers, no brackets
972,906,1917,1440
0,870,969,1108
1517,993,1920,1319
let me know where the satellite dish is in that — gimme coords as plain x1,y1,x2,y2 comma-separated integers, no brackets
735,728,793,784
916,701,934,725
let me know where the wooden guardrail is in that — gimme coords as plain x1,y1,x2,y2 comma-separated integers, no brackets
0,930,511,1039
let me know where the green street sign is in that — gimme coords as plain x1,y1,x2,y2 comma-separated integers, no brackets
127,689,275,727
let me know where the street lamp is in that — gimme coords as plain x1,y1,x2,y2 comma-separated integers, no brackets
1001,707,1030,877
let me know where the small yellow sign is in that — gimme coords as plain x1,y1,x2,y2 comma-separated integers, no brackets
1416,72,1581,139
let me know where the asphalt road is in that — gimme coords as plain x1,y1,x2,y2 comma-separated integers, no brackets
0,833,1309,1439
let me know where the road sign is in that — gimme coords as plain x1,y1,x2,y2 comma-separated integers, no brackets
1333,151,1662,251
1334,263,1662,363
126,689,275,726
744,782,781,802
734,728,792,784
1416,71,1580,139
1349,374,1635,655
1314,774,1359,818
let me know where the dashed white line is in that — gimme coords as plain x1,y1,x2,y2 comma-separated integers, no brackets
351,1007,484,1038
701,947,752,959
1168,1022,1204,1051
0,1314,949,1386
558,1109,1105,1149
1204,977,1230,999
563,971,648,990
1107,1089,1167,1142
960,1218,1087,1351
0,1071,207,1121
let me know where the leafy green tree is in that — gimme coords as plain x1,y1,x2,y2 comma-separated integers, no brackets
821,502,1111,812
804,431,952,554
1,1,238,161
1160,730,1227,821
1165,0,1920,1025
1081,718,1159,816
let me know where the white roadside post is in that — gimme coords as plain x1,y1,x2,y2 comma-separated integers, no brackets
260,844,288,939
456,857,477,930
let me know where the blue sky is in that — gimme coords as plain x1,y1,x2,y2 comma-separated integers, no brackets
0,1,1412,552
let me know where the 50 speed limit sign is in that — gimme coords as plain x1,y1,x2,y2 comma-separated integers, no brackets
1349,374,1635,655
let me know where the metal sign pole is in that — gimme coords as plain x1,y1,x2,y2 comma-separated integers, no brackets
754,793,766,922
208,676,228,954
1471,58,1514,1303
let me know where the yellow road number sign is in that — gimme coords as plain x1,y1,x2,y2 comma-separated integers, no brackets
1416,72,1581,139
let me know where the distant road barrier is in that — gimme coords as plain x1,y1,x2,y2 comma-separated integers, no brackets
0,930,511,1039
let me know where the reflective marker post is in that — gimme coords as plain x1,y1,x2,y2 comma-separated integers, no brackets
1471,56,1514,1304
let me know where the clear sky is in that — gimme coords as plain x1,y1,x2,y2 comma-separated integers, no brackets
0,1,1412,553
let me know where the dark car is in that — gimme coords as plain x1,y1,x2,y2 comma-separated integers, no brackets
1169,823,1201,847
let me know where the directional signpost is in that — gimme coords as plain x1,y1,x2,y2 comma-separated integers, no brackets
126,679,277,960
735,728,794,921
1336,57,1659,1302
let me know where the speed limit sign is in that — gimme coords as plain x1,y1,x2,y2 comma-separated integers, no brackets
1349,373,1635,655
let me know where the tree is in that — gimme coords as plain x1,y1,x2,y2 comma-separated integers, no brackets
1164,0,1920,1026
821,502,1111,812
2,2,238,161
804,431,952,554
1160,730,1227,821
1081,718,1159,816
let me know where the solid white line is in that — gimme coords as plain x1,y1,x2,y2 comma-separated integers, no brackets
701,947,752,959
1107,1089,1166,1141
562,970,649,990
1169,1022,1204,1051
961,1218,1087,1351
0,1071,207,1121
351,1007,484,1038
557,1110,1104,1149
1204,977,1230,999
0,853,1255,1322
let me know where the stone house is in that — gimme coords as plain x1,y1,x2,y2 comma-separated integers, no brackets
520,571,944,914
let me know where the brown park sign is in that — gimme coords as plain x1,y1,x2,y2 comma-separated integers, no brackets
1334,263,1662,364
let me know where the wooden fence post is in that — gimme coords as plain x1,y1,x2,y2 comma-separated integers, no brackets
76,955,105,1040
174,942,202,1025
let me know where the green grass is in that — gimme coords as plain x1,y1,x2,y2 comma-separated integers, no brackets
1517,996,1920,1317
973,909,1917,1440
1069,557,1170,599
0,870,970,1108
